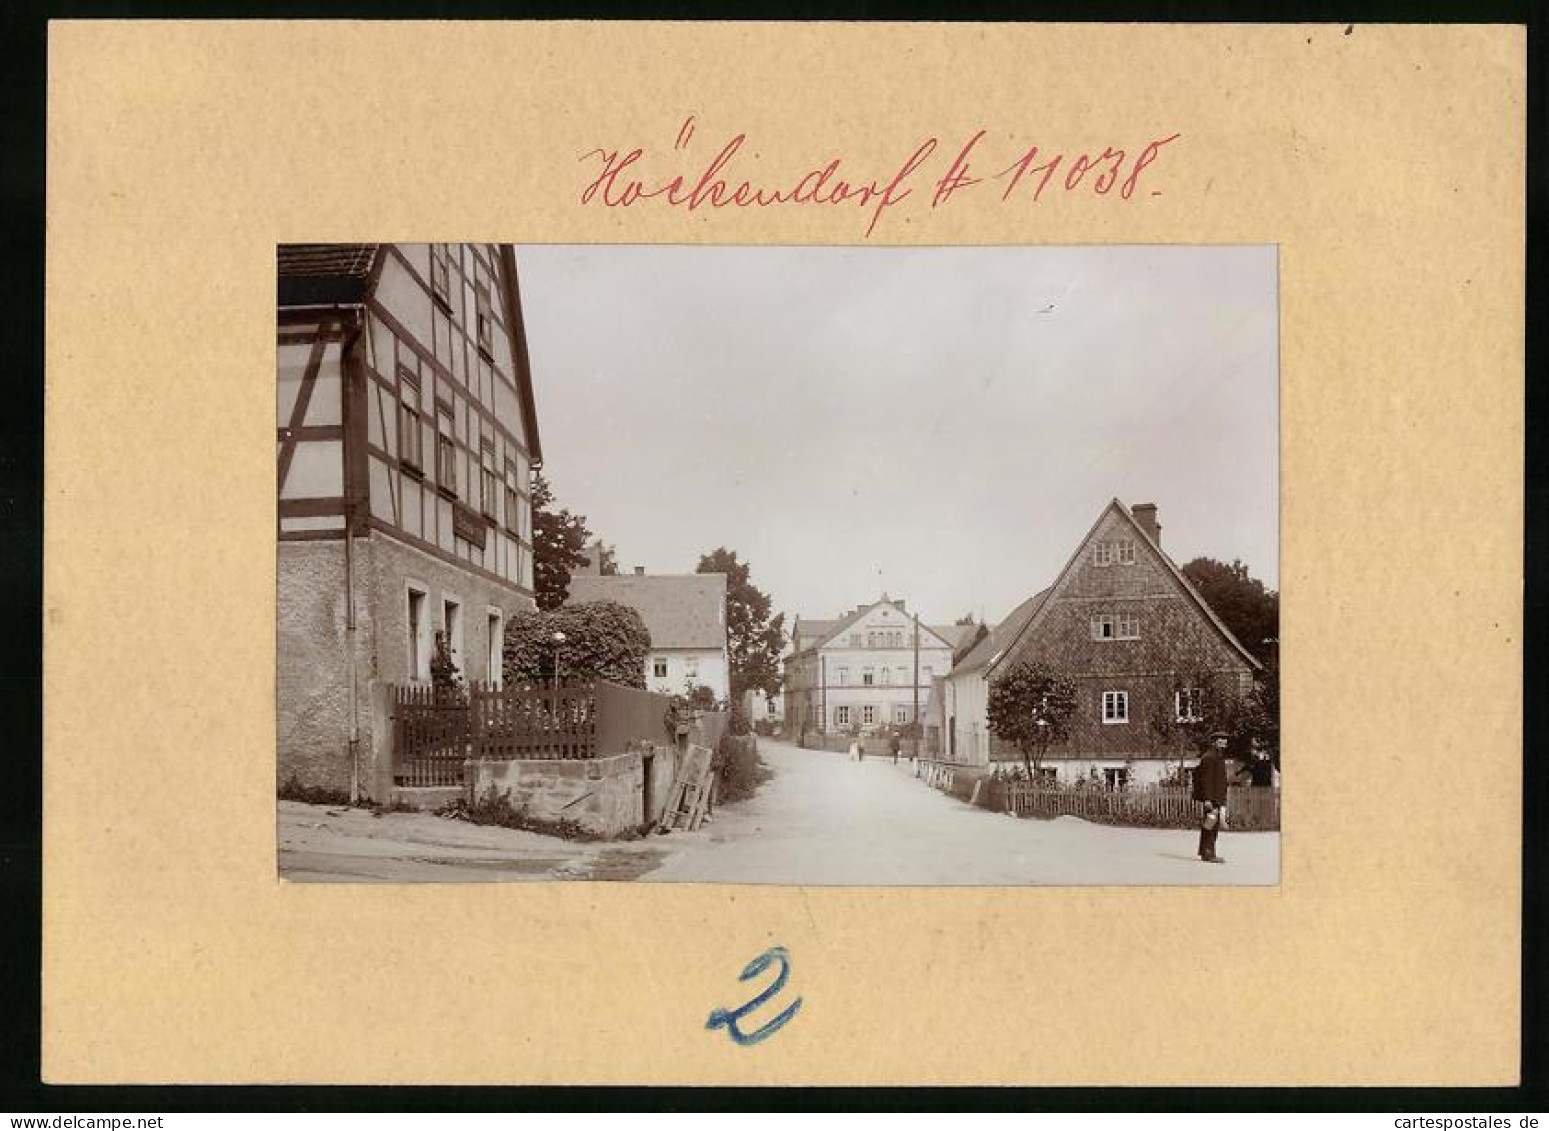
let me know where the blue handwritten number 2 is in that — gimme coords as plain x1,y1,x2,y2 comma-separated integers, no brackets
706,946,802,1046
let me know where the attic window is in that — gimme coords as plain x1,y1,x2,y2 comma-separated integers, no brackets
1091,614,1116,640
1117,539,1136,565
1093,541,1114,567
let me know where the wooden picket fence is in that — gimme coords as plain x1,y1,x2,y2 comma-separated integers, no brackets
997,781,1281,831
392,684,473,788
392,680,677,788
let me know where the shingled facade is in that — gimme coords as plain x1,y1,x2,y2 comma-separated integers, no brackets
943,500,1260,783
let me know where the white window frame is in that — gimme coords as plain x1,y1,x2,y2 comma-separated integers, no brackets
1091,614,1116,641
835,705,851,726
1117,613,1140,640
1093,540,1114,567
836,667,849,686
880,667,892,685
406,583,430,682
442,594,464,672
1175,687,1204,723
1117,538,1136,565
486,607,503,687
894,704,910,725
653,656,668,679
862,667,875,687
1103,767,1130,791
1102,690,1129,724
684,656,700,679
862,705,877,726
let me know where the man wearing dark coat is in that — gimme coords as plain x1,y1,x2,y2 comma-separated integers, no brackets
1193,731,1231,863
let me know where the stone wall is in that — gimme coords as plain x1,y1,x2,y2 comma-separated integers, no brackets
468,750,646,837
364,529,536,687
277,540,372,795
277,528,537,799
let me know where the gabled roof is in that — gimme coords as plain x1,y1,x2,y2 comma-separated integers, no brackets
789,598,959,654
565,573,728,651
277,244,380,305
950,589,1052,676
982,498,1263,678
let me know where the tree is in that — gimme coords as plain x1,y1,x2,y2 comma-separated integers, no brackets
987,660,1078,779
598,543,619,576
1181,557,1279,666
696,548,787,700
1149,670,1246,780
503,600,651,688
531,471,594,611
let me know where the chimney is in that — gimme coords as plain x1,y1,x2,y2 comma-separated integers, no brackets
633,565,646,576
1131,503,1161,546
895,598,907,612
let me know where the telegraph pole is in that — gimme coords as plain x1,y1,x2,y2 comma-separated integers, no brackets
912,611,921,758
820,653,828,736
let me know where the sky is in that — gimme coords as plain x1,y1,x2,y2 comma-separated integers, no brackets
515,244,1278,631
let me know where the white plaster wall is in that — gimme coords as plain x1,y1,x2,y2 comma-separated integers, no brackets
645,648,730,700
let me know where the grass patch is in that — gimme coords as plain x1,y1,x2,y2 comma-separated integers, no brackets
436,785,614,842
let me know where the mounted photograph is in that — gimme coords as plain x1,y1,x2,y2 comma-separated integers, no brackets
275,243,1280,885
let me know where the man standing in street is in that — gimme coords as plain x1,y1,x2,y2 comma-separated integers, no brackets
1193,731,1231,863
890,732,902,764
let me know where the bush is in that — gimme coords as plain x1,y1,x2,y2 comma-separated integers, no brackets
716,733,769,804
277,774,358,807
728,701,752,737
504,600,651,688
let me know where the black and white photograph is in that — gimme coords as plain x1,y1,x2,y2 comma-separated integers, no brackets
276,242,1280,885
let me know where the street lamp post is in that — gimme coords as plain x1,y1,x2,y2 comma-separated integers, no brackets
551,631,567,699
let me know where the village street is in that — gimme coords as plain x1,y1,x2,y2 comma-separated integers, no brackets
281,738,1278,884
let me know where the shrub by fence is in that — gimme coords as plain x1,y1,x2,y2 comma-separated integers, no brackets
997,781,1280,831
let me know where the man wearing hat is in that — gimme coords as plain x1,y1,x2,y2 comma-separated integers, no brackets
1192,731,1232,863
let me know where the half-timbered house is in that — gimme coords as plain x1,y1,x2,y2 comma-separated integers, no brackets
942,500,1261,783
277,243,541,796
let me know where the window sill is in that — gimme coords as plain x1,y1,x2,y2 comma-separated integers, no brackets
1101,719,1130,726
399,460,425,480
437,485,460,501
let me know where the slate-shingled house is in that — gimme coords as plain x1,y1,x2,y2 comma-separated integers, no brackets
277,243,542,797
567,552,731,702
943,499,1261,784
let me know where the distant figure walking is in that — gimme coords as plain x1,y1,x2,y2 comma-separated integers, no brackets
848,737,862,762
890,734,902,764
1193,731,1231,863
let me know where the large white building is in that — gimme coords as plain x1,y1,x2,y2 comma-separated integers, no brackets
782,596,972,735
567,556,731,702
